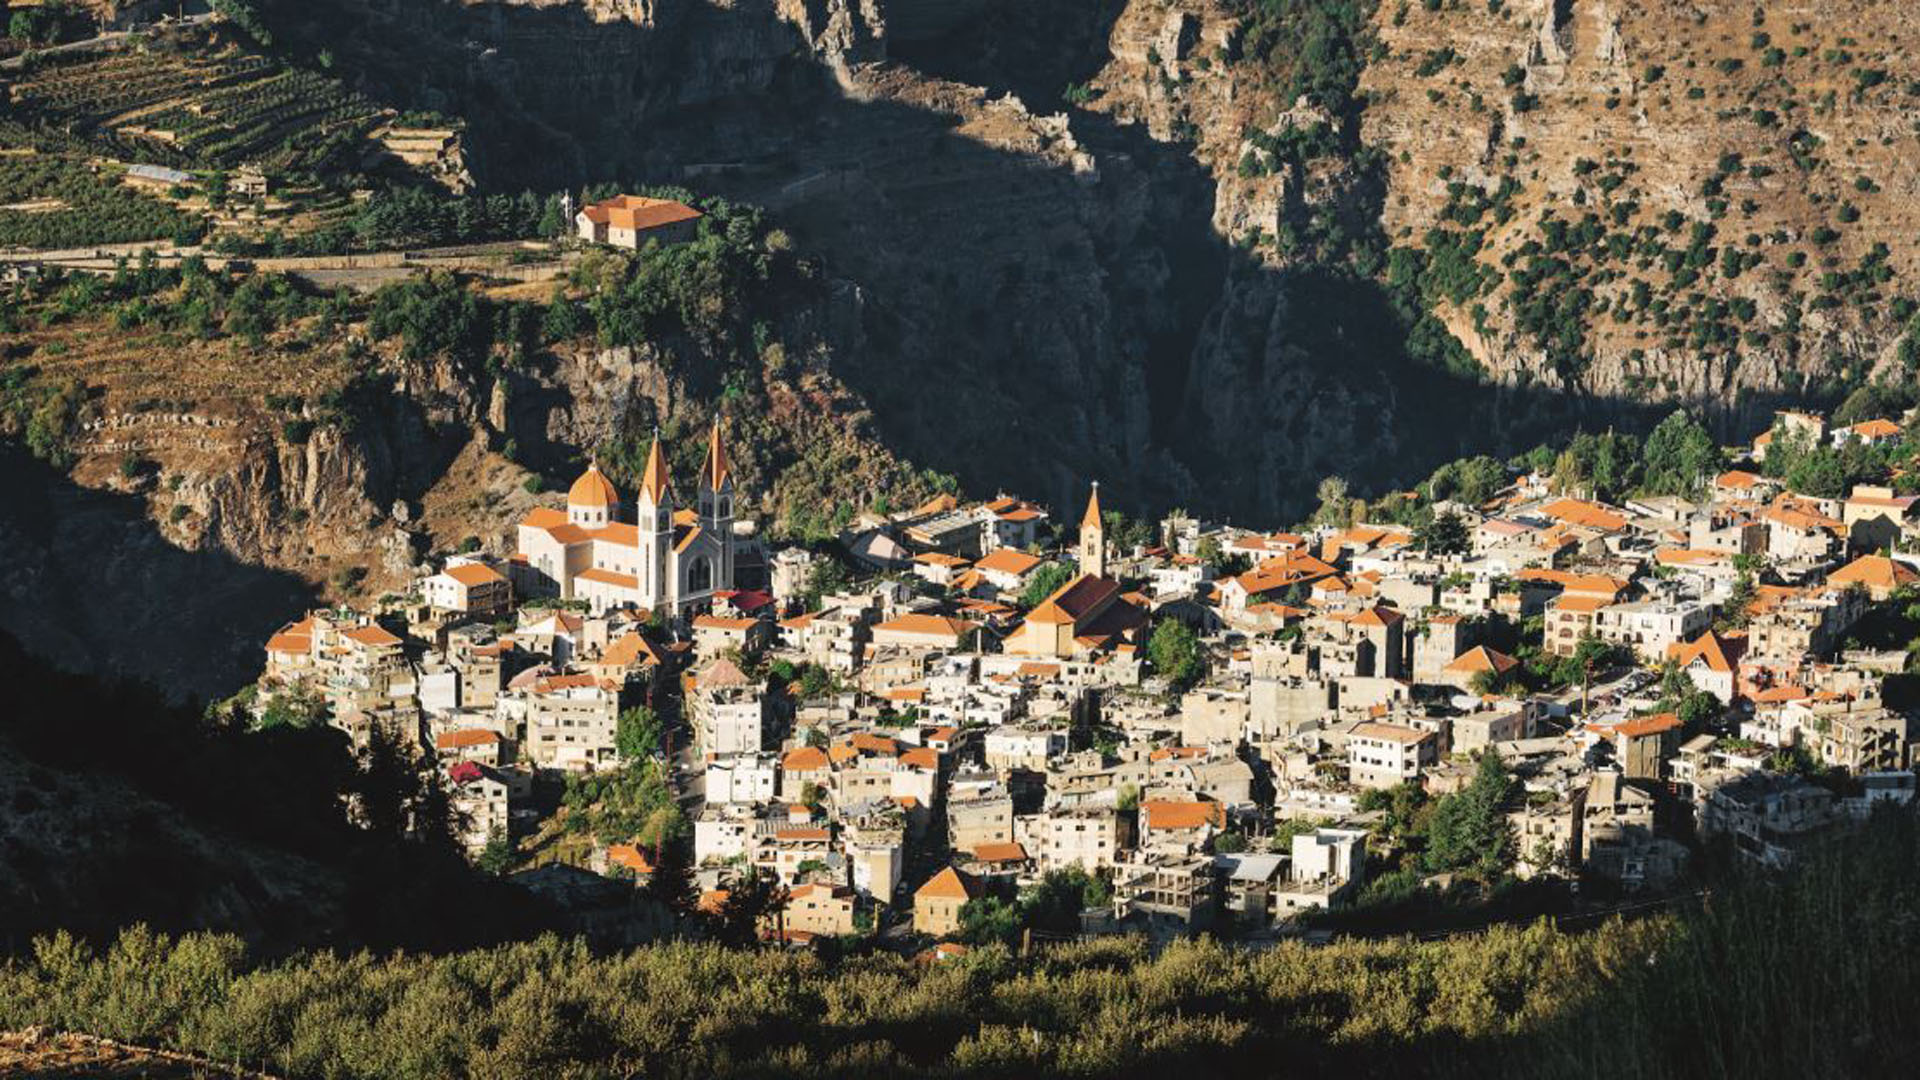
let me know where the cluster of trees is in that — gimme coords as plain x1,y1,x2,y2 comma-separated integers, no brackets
10,806,1917,1077
1315,407,1727,534
1358,750,1518,888
6,0,82,45
560,758,686,851
216,188,568,256
0,157,205,248
1761,415,1916,498
769,658,838,702
0,362,81,468
1148,618,1205,688
1018,560,1075,607
956,867,1112,947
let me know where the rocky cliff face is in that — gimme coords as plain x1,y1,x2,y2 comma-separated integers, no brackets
1357,0,1920,415
379,0,1920,519
16,0,1920,693
289,0,1604,520
0,267,925,697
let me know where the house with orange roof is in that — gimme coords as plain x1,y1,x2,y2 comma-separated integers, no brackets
263,612,323,681
913,866,982,937
575,193,703,249
692,612,771,654
513,422,742,619
1438,645,1519,691
981,495,1050,551
1139,799,1228,852
433,727,503,766
963,841,1034,881
1827,553,1919,600
605,842,657,880
1218,550,1341,613
1763,496,1845,561
911,551,972,587
871,613,973,652
424,558,512,616
1712,470,1773,502
973,547,1045,592
1830,417,1903,448
1539,498,1630,533
1667,631,1746,703
1613,712,1684,780
780,744,833,796
585,630,664,684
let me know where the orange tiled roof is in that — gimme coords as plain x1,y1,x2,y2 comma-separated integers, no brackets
580,194,703,232
1444,645,1519,675
1142,799,1227,830
1829,554,1918,592
916,866,980,901
1540,498,1629,532
782,746,830,771
970,841,1029,863
444,562,503,587
568,463,620,508
1616,712,1683,738
434,728,500,749
342,625,401,648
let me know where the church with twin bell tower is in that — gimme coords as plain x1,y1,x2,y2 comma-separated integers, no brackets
513,420,739,618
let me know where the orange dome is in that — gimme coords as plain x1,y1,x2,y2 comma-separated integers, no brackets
567,464,621,508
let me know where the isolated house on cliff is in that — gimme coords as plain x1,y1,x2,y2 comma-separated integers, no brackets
575,194,703,249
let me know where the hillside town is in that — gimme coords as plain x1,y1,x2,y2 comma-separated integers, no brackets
249,402,1920,950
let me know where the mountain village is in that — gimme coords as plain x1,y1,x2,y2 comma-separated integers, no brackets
243,391,1920,952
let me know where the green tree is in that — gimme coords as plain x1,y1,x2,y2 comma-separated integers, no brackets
1148,619,1204,688
1639,409,1722,496
1656,665,1722,731
1020,561,1075,607
1196,534,1224,568
1422,750,1515,878
1313,474,1354,526
1416,509,1470,555
797,558,852,612
957,895,1022,947
476,830,516,876
615,705,662,762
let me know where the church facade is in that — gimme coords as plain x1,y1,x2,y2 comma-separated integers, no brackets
514,422,739,618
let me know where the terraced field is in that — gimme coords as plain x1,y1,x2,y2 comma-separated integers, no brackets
0,152,203,249
1,40,387,174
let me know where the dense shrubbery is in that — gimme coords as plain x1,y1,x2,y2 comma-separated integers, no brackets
216,187,565,256
5,808,1916,1078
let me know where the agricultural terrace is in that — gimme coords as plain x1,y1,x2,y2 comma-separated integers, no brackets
0,154,204,249
0,39,384,175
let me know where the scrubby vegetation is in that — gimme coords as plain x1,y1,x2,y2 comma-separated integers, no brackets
4,807,1916,1078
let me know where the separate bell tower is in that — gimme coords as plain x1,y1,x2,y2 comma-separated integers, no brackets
1078,481,1105,579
